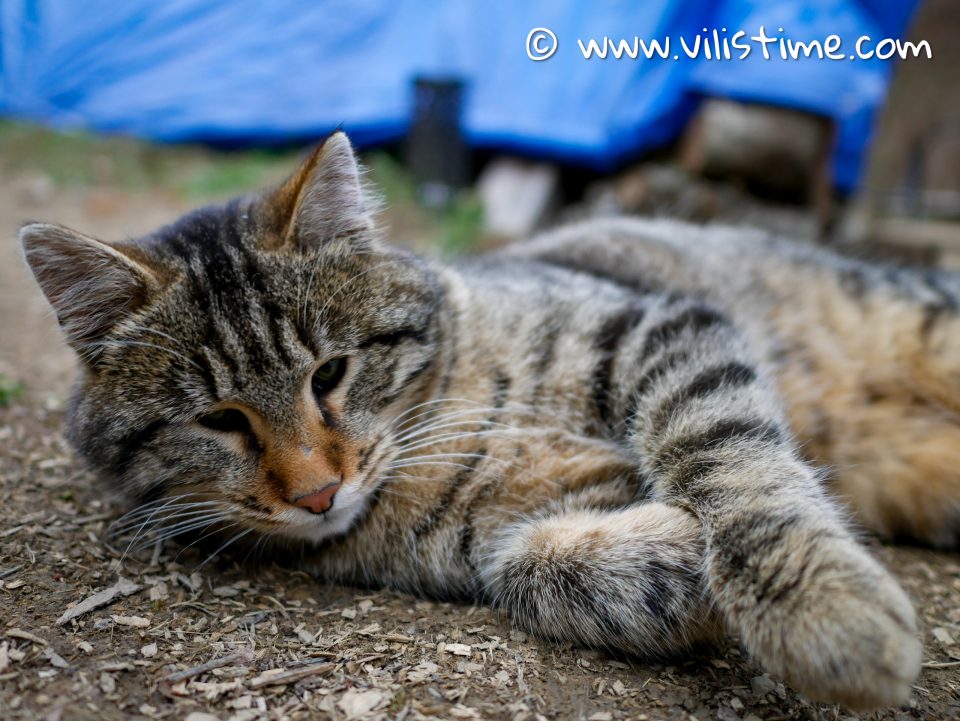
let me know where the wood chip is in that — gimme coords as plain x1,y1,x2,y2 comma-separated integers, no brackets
7,628,49,646
43,647,70,668
443,642,472,657
111,615,150,628
56,577,142,626
184,713,220,721
248,662,335,689
141,643,158,658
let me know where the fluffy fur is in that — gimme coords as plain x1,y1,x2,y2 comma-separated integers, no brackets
23,132,960,710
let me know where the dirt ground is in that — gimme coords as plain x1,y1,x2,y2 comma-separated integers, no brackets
2,156,960,721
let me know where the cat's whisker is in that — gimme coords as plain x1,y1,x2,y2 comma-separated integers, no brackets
123,513,235,553
109,500,223,541
109,507,229,538
108,500,223,532
194,528,255,572
390,408,532,442
391,419,519,446
173,521,242,563
387,397,491,426
385,460,478,472
393,428,527,455
116,495,213,557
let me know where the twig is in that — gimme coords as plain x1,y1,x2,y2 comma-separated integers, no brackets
161,648,255,684
0,565,23,580
922,660,960,669
7,628,48,646
249,661,336,689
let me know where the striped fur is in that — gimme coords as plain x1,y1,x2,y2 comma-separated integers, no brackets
26,132,960,710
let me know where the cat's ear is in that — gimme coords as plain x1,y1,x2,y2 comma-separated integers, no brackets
267,132,375,251
19,223,159,354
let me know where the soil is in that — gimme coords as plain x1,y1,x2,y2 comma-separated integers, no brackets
2,173,960,721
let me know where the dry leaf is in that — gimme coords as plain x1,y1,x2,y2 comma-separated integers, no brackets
56,578,142,626
337,688,388,719
407,661,439,683
933,627,956,646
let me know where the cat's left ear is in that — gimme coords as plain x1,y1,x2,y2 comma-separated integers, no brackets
266,132,375,251
19,223,161,355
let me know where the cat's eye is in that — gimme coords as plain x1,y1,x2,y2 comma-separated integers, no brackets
312,357,347,398
197,408,251,434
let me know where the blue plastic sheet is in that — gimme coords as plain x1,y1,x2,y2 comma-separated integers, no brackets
1,1,919,190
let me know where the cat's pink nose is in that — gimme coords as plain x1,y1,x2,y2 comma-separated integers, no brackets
292,483,340,514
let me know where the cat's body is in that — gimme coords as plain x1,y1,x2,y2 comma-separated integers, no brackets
21,134,959,711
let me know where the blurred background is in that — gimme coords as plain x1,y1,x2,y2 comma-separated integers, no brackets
0,0,957,405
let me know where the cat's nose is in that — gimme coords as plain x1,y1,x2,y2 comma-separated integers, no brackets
292,482,341,514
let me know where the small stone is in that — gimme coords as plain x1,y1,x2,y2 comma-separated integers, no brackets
729,697,744,711
716,706,740,721
140,643,158,658
184,714,221,721
340,607,357,620
750,675,776,697
99,672,116,694
148,582,169,601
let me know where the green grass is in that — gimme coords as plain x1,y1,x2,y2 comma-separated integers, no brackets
0,120,298,200
0,120,487,254
0,374,25,408
365,151,486,256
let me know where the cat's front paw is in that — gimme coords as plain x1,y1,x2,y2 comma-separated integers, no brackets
719,538,921,710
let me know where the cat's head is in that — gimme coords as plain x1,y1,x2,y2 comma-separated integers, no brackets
20,133,445,546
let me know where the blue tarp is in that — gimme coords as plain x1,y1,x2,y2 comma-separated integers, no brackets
1,1,919,190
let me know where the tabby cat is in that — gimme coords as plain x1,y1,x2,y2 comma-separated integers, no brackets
22,133,960,710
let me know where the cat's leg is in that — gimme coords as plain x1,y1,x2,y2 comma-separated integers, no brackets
600,294,920,710
479,501,721,657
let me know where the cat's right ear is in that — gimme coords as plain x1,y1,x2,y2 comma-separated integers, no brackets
263,132,376,252
19,223,160,355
